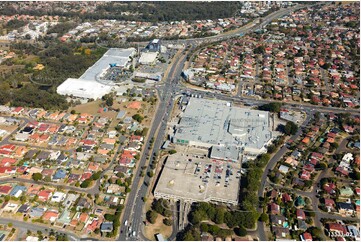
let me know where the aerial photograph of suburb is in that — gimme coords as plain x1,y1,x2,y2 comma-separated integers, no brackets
0,0,359,241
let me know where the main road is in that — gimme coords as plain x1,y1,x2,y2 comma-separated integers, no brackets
117,44,189,241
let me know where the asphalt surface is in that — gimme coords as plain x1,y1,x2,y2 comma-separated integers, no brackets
0,217,80,241
256,109,313,241
117,45,189,241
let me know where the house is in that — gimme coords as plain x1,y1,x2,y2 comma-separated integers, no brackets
62,194,79,208
296,209,306,220
337,202,354,216
269,203,280,215
68,173,80,184
76,198,90,211
51,192,66,203
0,158,16,167
43,210,59,222
339,187,353,197
36,151,50,161
279,165,290,174
300,232,313,241
100,222,114,233
49,151,61,160
0,185,12,195
52,169,67,181
81,172,92,181
78,212,90,224
29,207,46,217
300,170,311,180
282,193,292,203
324,198,336,212
9,185,27,198
297,219,308,231
17,204,30,214
42,168,55,177
38,190,53,202
57,209,71,225
270,215,286,226
272,226,290,239
295,196,306,207
85,217,102,233
1,202,19,213
347,225,360,240
323,183,337,195
328,223,347,235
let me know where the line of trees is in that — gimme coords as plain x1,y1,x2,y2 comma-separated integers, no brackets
0,2,242,22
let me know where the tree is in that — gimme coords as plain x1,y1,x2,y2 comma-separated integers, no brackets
132,114,144,123
104,214,115,221
146,210,157,224
214,208,225,224
168,149,177,154
259,213,268,222
32,173,43,181
284,121,298,135
91,171,102,180
163,218,172,226
80,179,92,188
234,227,247,236
258,102,282,112
105,96,113,106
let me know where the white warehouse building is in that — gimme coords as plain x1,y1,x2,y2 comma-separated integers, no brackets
57,48,136,100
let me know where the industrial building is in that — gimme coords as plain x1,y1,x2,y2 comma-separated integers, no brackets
57,48,136,100
146,39,161,52
139,52,158,65
154,154,240,205
172,98,273,159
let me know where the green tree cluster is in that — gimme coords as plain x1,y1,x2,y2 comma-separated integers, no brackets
146,210,158,224
258,102,282,112
284,121,298,135
132,114,144,123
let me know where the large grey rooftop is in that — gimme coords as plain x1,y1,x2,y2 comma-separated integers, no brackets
79,48,135,81
154,154,240,205
173,98,272,153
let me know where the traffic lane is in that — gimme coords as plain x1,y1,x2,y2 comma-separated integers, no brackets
119,84,172,240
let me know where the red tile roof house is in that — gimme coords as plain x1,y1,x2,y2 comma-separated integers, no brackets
311,152,323,160
38,123,50,132
38,190,53,202
324,198,336,212
300,170,311,181
86,217,103,233
296,209,306,220
42,210,59,223
0,185,12,195
0,144,16,156
269,203,280,215
0,158,16,167
323,183,337,195
81,172,92,181
300,232,312,241
12,107,24,115
282,193,292,203
0,166,16,175
328,223,347,235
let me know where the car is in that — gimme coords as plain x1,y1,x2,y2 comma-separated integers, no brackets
132,231,136,237
124,220,128,226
